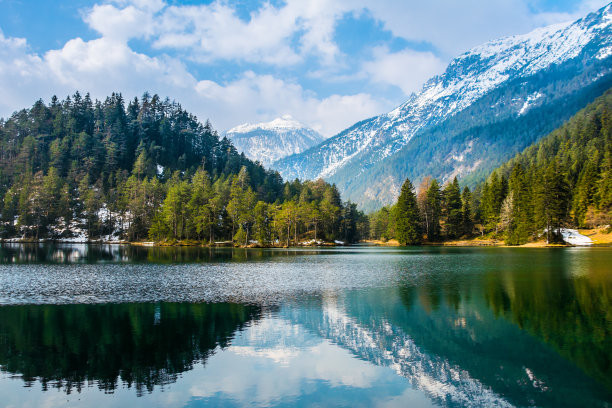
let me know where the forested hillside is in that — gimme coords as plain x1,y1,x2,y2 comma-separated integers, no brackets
0,92,366,244
370,88,612,245
274,4,612,211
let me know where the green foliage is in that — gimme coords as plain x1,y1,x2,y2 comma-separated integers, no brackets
483,88,612,241
394,178,422,245
461,187,474,237
443,177,463,239
369,88,612,245
504,164,533,245
425,179,442,241
0,92,364,245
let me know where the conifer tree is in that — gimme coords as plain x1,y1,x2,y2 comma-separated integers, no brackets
443,177,463,239
394,178,422,245
506,164,532,245
425,179,442,241
461,186,474,236
534,160,570,243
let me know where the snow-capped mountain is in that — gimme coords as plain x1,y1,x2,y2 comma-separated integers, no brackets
226,115,324,167
273,3,612,211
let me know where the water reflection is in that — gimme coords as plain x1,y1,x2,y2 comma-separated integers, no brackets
0,243,335,264
0,246,610,407
0,303,261,395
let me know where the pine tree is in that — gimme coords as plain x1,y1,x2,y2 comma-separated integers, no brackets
425,179,441,241
461,186,474,236
573,160,598,227
506,164,532,245
443,177,463,239
394,178,422,245
535,160,570,243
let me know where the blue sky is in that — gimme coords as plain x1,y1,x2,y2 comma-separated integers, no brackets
0,0,608,136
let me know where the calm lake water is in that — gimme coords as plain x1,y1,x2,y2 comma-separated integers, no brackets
0,244,610,407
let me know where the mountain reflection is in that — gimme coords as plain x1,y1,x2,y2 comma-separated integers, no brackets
337,254,612,406
280,253,611,407
0,303,261,395
0,246,610,406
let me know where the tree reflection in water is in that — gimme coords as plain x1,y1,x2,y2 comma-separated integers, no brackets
0,302,262,395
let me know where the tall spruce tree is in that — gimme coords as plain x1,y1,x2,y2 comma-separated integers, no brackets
535,160,570,243
443,177,463,239
426,179,442,241
394,178,422,245
506,164,532,245
461,186,474,237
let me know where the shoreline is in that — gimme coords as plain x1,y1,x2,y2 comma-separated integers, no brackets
1,228,610,248
360,227,612,248
0,239,343,248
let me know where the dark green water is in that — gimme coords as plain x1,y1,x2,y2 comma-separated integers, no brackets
0,244,610,407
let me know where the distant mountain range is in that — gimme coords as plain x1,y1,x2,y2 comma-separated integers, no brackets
226,115,324,167
272,3,612,211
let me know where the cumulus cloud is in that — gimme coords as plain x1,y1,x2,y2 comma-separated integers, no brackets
84,4,157,41
195,71,384,136
0,27,198,121
0,29,383,137
361,0,610,57
150,0,358,66
0,0,608,139
363,47,446,94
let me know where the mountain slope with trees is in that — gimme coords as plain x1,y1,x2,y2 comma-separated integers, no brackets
0,92,366,244
370,88,612,245
273,4,612,211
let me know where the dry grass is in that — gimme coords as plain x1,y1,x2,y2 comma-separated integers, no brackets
578,227,612,244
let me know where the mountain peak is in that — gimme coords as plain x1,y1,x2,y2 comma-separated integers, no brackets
228,115,307,134
226,117,324,167
271,3,612,211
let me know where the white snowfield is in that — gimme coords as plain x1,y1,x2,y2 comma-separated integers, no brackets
228,115,306,134
226,115,324,167
545,228,593,245
560,229,593,245
273,4,612,183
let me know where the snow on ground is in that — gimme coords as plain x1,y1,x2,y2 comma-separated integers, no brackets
560,228,593,245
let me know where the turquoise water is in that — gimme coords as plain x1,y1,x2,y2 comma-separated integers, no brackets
0,244,610,407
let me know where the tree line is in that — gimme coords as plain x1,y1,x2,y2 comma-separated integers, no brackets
369,88,612,245
0,92,367,244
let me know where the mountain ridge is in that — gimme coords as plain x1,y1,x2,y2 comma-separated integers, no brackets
272,3,612,211
226,115,324,167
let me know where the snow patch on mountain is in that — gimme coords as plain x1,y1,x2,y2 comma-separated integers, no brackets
228,115,305,133
227,116,325,167
273,4,612,183
518,92,543,115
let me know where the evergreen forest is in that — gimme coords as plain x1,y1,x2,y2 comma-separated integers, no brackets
0,92,367,245
369,88,612,245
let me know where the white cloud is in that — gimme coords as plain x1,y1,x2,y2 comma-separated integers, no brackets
361,0,610,57
0,0,608,140
363,47,446,94
156,2,301,66
114,0,165,13
84,4,157,41
195,71,384,136
0,29,197,120
0,31,54,115
152,0,353,66
0,29,383,137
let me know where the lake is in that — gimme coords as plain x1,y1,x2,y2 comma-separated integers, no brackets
0,244,610,407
